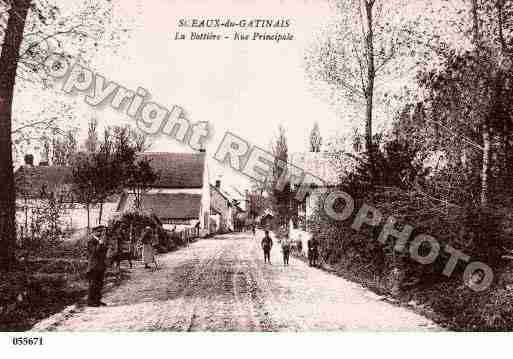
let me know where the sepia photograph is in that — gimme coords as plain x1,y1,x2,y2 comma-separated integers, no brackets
1,0,513,355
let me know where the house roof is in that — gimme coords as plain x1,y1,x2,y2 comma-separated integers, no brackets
210,184,232,203
141,193,202,220
137,152,205,189
289,152,341,186
14,165,72,197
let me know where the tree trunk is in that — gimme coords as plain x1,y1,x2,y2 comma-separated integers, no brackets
86,204,90,231
470,0,491,207
24,198,28,233
364,0,376,175
0,1,31,271
98,202,104,225
481,122,491,206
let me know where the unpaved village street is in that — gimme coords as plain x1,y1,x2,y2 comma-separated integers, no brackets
34,232,439,331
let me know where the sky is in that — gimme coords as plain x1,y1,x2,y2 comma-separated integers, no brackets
103,0,342,192
14,0,346,193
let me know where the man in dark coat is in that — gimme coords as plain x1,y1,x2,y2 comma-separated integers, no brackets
261,230,273,264
308,235,319,267
86,226,108,307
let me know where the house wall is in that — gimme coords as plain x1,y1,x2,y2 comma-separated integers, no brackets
200,158,211,236
210,187,233,233
117,153,210,236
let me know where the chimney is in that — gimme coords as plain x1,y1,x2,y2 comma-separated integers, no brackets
215,179,221,189
24,154,34,167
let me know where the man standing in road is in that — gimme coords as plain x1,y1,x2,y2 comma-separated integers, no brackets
261,230,273,264
308,235,319,267
86,226,108,307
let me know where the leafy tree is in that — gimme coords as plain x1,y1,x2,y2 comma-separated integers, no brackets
70,152,96,230
270,125,292,229
305,0,416,175
72,123,157,227
52,128,78,166
126,159,158,211
413,0,513,207
246,190,270,222
0,0,130,270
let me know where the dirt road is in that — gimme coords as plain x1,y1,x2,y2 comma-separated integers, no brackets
33,231,439,331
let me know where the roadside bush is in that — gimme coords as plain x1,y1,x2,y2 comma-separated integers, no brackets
110,211,161,235
109,211,178,252
310,185,511,329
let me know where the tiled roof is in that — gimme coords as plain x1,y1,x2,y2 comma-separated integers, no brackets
141,193,201,220
137,152,205,189
210,185,230,214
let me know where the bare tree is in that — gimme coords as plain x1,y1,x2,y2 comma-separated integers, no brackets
306,0,411,174
0,1,132,269
271,125,292,229
309,122,322,152
129,126,153,152
84,117,99,153
0,0,31,270
52,128,78,166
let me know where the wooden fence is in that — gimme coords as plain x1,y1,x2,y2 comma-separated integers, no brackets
166,227,199,246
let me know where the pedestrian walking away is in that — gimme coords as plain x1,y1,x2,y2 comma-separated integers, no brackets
141,226,157,270
86,226,108,307
252,224,256,238
281,237,291,266
308,235,319,267
261,230,273,264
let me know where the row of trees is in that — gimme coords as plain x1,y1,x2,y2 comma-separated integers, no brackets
72,122,157,229
252,123,322,231
14,119,157,246
301,0,513,328
0,0,131,270
306,0,513,209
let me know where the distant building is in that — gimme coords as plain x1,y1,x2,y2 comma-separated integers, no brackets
259,210,274,228
116,151,211,235
232,203,246,231
289,152,342,231
14,155,73,202
210,179,234,233
13,155,77,234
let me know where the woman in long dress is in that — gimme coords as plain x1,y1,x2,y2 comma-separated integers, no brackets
141,226,155,269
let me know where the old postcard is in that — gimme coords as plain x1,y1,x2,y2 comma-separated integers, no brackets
1,0,513,355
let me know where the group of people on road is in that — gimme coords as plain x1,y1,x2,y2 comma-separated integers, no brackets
86,225,158,307
87,223,321,306
259,229,318,267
